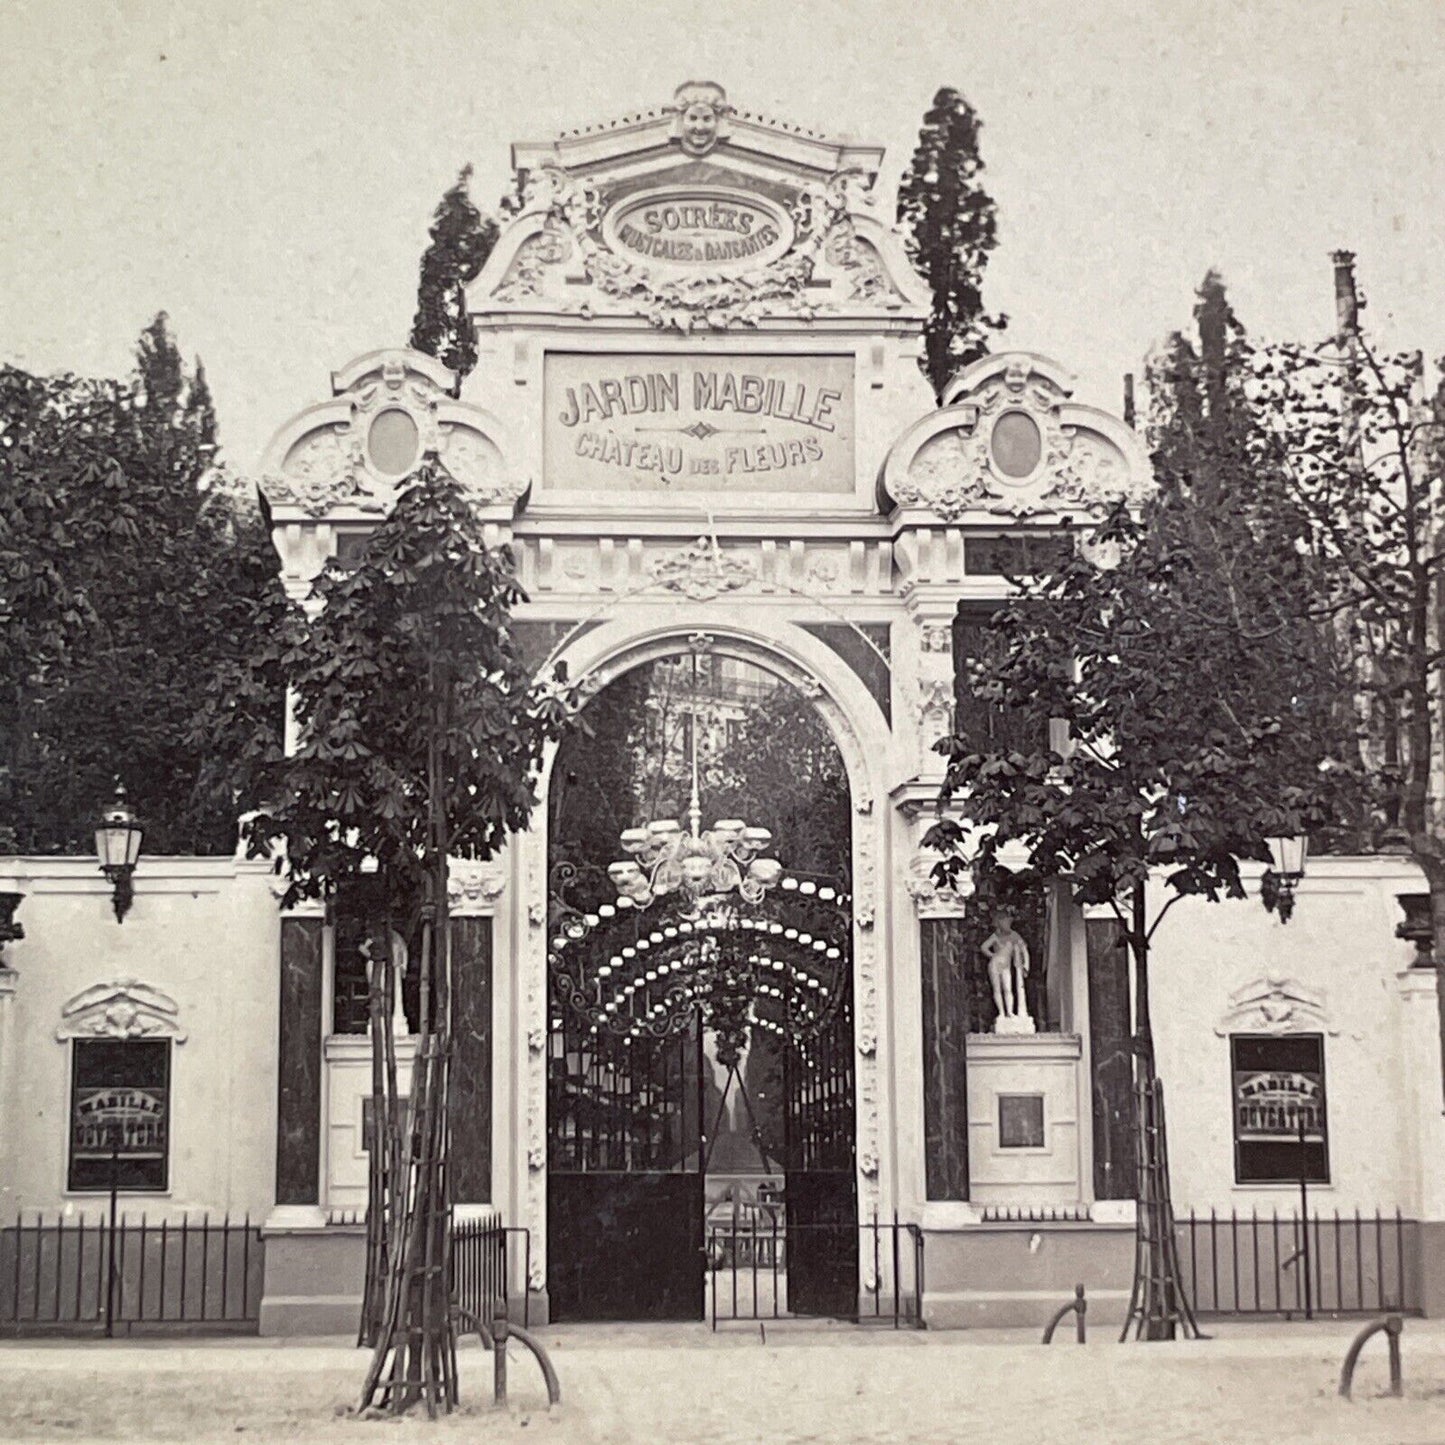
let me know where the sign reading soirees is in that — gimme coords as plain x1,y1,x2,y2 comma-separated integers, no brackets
543,353,855,495
603,189,794,271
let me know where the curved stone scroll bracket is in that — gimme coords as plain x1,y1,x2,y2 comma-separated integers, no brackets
56,978,188,1044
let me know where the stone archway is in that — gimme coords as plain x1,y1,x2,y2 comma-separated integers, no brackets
510,613,895,1310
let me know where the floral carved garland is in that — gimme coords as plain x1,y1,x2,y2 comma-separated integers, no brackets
509,164,879,332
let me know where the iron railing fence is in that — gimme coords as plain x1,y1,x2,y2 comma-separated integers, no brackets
1177,1210,1420,1319
0,1212,264,1336
451,1215,531,1329
707,1216,924,1329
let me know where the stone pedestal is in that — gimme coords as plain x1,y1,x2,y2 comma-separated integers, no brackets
965,1033,1083,1205
257,1224,364,1336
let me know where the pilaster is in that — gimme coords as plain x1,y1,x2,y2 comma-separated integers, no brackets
1398,965,1445,1316
0,963,18,1185
891,528,965,789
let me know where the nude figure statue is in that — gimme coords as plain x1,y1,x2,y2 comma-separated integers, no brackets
982,907,1034,1032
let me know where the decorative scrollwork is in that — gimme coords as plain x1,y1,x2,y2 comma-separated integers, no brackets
648,537,757,601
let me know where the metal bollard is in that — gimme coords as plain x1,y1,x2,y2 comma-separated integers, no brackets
1339,1313,1404,1401
1042,1284,1087,1344
493,1308,509,1404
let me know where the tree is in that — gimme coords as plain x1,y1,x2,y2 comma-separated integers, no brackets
409,166,499,380
1146,273,1360,839
0,316,281,855
897,87,1005,399
926,499,1340,1339
1247,259,1445,1087
218,462,573,1416
707,683,851,884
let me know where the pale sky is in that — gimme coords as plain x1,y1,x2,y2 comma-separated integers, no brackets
2,0,1441,472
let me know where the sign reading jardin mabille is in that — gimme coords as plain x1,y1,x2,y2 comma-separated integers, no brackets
543,353,855,494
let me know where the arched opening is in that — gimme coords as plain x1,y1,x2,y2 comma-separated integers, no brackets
544,647,858,1321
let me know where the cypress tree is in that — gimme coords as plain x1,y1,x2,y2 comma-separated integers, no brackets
409,166,499,380
897,88,1005,399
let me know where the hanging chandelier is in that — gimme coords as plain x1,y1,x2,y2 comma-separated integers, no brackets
606,666,782,911
608,816,783,909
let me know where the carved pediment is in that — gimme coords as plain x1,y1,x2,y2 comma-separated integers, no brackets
474,82,929,333
1214,976,1338,1037
259,349,519,521
881,353,1152,523
56,978,188,1044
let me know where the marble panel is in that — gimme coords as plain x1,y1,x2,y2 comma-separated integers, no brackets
276,917,324,1206
1086,917,1136,1200
920,917,971,1200
450,916,493,1202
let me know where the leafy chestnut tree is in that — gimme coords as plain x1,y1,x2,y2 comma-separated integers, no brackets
211,461,573,1416
896,87,1005,399
0,316,278,856
926,497,1341,1339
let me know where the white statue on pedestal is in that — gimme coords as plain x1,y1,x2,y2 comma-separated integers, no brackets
983,907,1035,1035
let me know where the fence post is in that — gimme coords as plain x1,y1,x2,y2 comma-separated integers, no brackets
1297,1117,1312,1321
105,1133,120,1339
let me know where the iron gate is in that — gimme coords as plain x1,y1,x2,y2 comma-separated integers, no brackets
546,892,857,1322
547,1017,705,1320
783,1003,857,1317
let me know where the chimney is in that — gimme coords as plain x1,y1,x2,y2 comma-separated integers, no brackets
1332,250,1361,341
1122,373,1136,428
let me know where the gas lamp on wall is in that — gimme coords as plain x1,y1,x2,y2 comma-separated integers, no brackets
95,786,144,924
1260,834,1309,925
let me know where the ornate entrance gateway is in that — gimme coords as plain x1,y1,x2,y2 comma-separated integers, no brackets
546,892,856,1321
249,79,1158,1335
544,652,857,1321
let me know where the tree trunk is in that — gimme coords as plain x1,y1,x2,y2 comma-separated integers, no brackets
358,672,458,1416
1120,879,1201,1342
358,924,389,1347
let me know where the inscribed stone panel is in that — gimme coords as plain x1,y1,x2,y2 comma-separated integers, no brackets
543,353,855,494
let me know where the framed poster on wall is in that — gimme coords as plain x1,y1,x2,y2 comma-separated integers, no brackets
68,1039,171,1192
1231,1033,1329,1185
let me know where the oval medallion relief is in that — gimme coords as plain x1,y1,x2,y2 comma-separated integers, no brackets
603,187,794,272
990,410,1043,481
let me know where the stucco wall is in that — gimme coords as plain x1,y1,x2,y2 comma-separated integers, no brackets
0,857,282,1220
1,851,1436,1231
1148,856,1427,1216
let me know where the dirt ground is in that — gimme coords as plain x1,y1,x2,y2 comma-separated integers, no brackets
3,1320,1445,1444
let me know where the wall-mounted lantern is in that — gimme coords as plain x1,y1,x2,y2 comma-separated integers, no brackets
95,787,143,924
1261,834,1309,925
